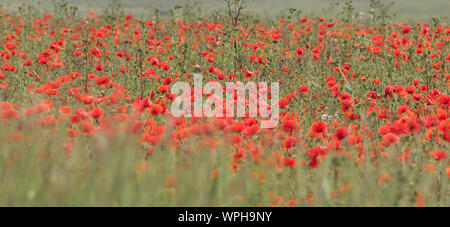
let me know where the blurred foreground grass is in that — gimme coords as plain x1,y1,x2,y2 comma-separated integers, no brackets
0,0,448,207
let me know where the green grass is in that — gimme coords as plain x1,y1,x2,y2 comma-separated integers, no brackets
1,0,449,21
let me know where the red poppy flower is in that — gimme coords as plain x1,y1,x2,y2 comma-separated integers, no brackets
90,108,104,119
149,104,164,116
282,157,296,168
299,85,309,94
1,109,18,119
333,127,349,141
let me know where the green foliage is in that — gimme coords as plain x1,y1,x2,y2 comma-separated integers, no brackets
0,0,448,207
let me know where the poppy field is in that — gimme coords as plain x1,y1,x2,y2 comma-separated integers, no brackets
0,0,448,206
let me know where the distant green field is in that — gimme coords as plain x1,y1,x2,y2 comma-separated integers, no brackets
1,0,449,21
